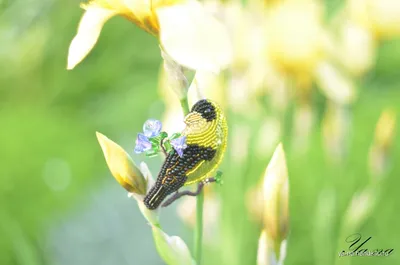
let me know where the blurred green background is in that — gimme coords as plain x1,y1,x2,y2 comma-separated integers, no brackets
1,0,399,265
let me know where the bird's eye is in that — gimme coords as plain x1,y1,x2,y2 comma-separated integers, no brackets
204,108,211,114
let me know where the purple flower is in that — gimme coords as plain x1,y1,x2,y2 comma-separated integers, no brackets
171,136,187,157
134,133,152,154
143,119,162,138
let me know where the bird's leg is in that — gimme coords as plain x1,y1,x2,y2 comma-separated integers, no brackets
161,173,222,208
203,177,217,184
161,182,204,208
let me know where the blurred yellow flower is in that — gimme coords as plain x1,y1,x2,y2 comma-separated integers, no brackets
368,109,396,177
266,0,324,75
263,0,356,105
67,0,232,72
348,0,400,39
96,131,147,195
374,109,396,150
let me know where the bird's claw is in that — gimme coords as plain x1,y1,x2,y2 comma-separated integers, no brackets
160,172,223,208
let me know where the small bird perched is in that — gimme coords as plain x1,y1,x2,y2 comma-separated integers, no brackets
144,99,228,210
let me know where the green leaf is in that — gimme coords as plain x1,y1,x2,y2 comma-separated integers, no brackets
215,171,224,185
146,149,159,157
169,133,182,140
149,137,161,145
163,140,173,153
160,131,168,139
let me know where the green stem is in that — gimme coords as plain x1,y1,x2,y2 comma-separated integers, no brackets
180,97,190,115
194,191,204,265
179,95,203,264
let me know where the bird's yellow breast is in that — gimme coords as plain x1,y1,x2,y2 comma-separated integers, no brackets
183,109,228,185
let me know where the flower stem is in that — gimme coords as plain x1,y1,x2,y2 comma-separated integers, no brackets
180,97,190,115
194,190,204,265
178,94,203,264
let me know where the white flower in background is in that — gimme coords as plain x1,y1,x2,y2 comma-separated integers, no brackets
67,0,232,72
337,20,376,76
314,61,356,105
157,1,232,73
223,2,269,112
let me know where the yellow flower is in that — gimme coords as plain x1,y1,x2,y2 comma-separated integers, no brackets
348,0,400,39
266,0,324,75
67,0,232,72
368,109,396,177
96,132,147,195
264,0,356,105
374,109,396,150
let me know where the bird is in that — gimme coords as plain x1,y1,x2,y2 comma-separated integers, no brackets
143,99,228,210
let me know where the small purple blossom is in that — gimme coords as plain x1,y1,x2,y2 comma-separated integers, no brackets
134,133,152,154
143,119,162,138
170,136,187,157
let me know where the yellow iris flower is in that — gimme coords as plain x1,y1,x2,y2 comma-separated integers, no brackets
348,0,400,39
67,0,232,72
264,0,356,105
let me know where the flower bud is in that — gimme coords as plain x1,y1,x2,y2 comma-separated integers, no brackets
257,230,270,265
257,229,287,265
374,109,396,150
262,143,289,260
368,109,396,177
343,188,376,232
152,226,195,265
96,132,147,195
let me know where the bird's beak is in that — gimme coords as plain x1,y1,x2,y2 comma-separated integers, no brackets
184,112,203,125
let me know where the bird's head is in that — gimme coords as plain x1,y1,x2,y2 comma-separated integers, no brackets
184,99,219,134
